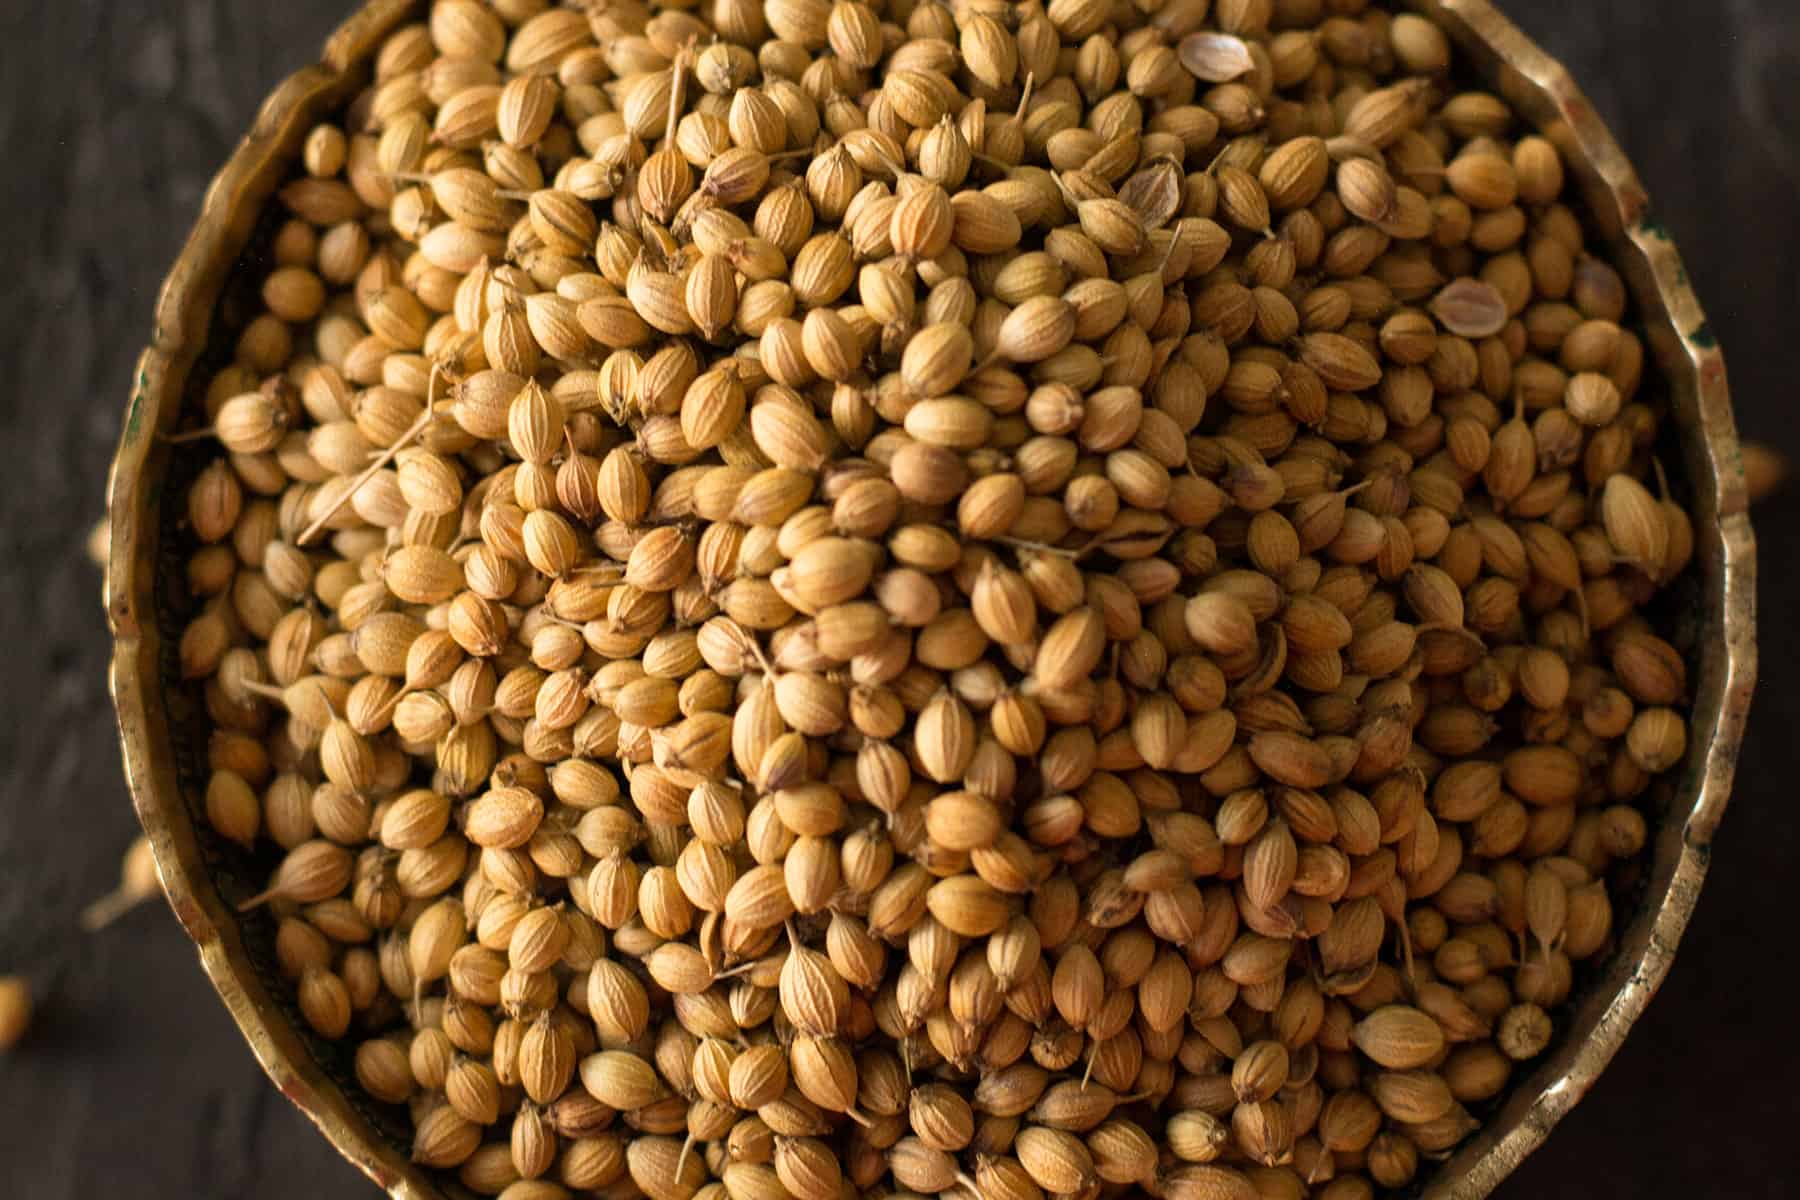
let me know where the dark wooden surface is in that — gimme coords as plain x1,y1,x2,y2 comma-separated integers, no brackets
0,2,1793,1195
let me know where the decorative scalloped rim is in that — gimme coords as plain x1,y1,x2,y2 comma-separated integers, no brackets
102,2,1757,1197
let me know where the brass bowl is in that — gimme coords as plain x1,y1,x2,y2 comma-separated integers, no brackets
103,2,1758,1196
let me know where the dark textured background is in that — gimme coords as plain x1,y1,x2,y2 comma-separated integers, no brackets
0,2,1794,1195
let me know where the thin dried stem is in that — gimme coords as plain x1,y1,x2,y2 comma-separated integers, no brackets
80,889,144,932
297,362,440,545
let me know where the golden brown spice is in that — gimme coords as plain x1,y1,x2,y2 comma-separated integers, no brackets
164,0,1698,1197
1742,441,1787,506
0,976,29,1052
80,835,163,931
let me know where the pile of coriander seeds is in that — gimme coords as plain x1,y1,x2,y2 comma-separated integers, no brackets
171,0,1697,1197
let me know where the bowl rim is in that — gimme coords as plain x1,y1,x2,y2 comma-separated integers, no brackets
103,2,1757,1198
1406,1,1757,1191
105,2,442,1195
